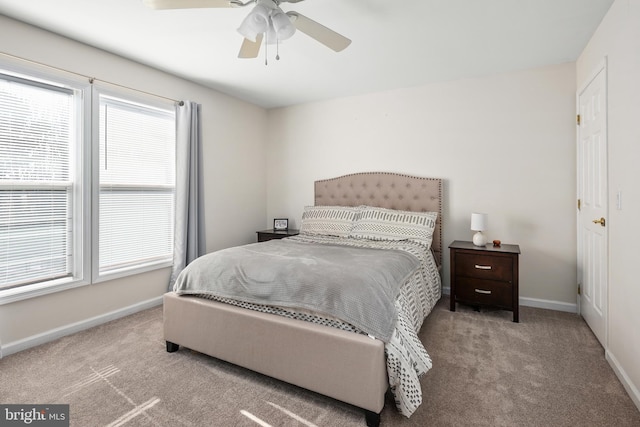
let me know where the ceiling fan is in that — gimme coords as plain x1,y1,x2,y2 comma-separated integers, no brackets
143,0,351,60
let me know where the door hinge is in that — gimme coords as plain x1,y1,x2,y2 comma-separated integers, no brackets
578,284,581,295
576,114,581,125
578,199,581,210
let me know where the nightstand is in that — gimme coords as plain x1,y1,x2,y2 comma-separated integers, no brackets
256,229,300,242
449,240,521,322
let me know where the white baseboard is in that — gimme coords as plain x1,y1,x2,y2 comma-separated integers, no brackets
0,296,163,359
519,297,577,313
606,350,640,412
442,287,577,313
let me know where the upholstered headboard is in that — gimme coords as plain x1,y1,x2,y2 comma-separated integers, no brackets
314,172,443,265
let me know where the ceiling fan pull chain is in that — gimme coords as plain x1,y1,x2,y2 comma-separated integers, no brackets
264,31,268,65
276,39,280,60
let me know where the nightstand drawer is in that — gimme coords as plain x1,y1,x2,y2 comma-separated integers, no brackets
455,277,513,308
455,253,513,281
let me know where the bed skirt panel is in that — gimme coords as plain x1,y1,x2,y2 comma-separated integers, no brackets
163,292,388,413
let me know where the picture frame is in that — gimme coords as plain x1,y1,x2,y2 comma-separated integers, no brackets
273,218,288,231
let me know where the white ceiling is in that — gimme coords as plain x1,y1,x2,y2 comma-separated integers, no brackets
0,0,613,109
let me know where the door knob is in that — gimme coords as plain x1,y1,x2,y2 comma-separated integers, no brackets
592,217,606,227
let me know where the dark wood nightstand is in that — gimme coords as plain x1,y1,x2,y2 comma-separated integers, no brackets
256,229,300,242
449,240,521,322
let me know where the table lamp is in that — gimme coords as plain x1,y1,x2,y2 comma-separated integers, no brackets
471,213,488,246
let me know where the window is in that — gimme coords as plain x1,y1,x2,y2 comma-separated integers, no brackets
0,72,85,293
95,92,176,279
0,63,176,300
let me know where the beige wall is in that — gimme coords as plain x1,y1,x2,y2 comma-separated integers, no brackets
577,0,640,410
0,16,268,351
266,62,578,309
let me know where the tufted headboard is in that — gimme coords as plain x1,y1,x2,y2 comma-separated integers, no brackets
314,172,443,265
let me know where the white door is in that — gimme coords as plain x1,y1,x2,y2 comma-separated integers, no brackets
577,64,608,348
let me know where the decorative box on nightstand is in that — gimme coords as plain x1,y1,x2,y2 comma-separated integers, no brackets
256,229,299,242
449,240,521,322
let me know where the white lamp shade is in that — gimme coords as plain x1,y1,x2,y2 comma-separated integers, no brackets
237,3,270,42
271,8,295,40
238,0,295,45
471,213,488,231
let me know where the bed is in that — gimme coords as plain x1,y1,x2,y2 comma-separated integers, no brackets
163,172,443,426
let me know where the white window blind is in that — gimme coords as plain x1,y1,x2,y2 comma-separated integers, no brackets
0,74,77,290
97,95,175,276
0,62,177,298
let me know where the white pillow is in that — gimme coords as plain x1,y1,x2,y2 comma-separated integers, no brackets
349,206,437,248
299,205,360,237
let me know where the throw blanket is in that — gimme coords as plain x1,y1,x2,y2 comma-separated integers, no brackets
173,239,419,343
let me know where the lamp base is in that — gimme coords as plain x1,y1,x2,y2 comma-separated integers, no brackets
473,231,487,246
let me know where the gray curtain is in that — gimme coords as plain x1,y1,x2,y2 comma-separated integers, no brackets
169,101,206,289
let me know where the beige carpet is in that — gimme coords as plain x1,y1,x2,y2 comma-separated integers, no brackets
1,297,639,426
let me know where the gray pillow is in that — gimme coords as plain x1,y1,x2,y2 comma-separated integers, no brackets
349,206,437,249
299,205,360,237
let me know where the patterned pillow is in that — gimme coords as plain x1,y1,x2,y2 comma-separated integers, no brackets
299,205,360,237
349,206,438,248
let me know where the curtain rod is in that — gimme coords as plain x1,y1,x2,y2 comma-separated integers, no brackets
0,51,184,106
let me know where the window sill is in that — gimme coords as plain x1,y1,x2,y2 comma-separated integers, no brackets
93,260,173,285
0,278,90,306
0,262,173,306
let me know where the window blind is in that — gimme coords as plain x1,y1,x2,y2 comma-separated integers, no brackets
98,95,175,274
0,75,75,290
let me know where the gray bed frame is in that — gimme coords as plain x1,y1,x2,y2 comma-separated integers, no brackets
163,172,443,426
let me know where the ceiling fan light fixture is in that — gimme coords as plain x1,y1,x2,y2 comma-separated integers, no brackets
237,3,270,42
237,0,295,45
271,8,295,40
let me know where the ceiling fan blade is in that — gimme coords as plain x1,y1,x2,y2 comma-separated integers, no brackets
143,0,234,10
238,33,263,58
286,12,351,52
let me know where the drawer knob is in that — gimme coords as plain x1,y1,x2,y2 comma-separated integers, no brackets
475,289,492,295
475,264,492,270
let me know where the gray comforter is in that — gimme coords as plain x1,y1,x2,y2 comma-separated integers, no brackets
173,238,420,342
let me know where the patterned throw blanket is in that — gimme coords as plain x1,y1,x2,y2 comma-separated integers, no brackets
174,235,441,417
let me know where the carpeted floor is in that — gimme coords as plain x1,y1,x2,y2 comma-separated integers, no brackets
1,297,639,426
